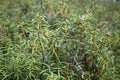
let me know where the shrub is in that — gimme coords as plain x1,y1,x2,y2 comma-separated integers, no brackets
0,0,120,80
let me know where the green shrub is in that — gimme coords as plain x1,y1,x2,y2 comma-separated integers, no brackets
0,0,120,80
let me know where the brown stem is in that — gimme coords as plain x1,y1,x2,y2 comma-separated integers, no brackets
20,24,27,40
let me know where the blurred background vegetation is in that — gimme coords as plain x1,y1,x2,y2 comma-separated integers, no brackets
0,0,120,80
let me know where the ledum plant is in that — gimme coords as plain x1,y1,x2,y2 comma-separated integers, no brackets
0,0,120,80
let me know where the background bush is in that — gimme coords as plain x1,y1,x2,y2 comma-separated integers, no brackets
0,0,120,80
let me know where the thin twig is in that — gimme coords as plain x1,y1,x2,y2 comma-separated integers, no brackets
73,57,83,73
20,24,27,40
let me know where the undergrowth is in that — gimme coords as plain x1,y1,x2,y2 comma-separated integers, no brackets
0,0,120,80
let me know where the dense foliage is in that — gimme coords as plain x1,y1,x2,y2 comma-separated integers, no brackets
0,0,120,80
